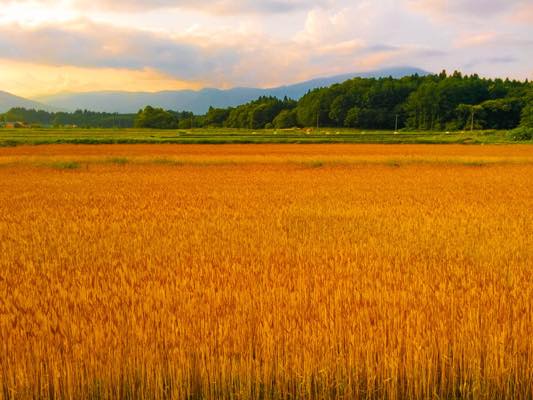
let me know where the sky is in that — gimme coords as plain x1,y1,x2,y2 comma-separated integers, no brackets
0,0,532,98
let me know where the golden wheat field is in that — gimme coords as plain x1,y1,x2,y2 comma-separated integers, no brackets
0,144,532,399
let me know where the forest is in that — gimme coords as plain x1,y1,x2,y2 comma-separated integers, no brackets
198,71,531,134
2,71,532,137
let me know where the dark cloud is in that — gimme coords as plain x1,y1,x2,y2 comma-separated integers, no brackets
363,44,399,53
487,56,518,63
464,56,518,69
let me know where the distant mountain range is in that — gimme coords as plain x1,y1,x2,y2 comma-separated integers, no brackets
0,91,57,113
2,67,429,114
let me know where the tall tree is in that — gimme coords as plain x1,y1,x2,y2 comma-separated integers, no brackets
135,106,178,129
520,88,533,128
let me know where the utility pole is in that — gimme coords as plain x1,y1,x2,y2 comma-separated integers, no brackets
470,106,475,132
394,114,399,133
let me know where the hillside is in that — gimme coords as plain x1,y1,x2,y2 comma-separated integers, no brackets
34,67,428,114
0,91,56,113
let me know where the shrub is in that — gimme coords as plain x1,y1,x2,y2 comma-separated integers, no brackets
509,127,533,141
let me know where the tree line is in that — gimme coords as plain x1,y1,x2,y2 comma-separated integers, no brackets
2,71,532,138
0,108,136,128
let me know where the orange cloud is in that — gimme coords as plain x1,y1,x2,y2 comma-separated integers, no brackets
0,59,204,98
508,3,533,23
454,32,498,47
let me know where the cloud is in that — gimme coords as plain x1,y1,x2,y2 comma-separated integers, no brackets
488,56,518,63
0,21,240,80
70,0,328,14
297,7,350,43
454,32,533,48
0,59,204,97
508,3,533,23
454,32,498,47
0,19,404,92
0,0,531,96
408,0,529,19
296,3,384,44
463,56,518,69
318,39,367,56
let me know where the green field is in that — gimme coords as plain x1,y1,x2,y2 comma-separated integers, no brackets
0,127,527,146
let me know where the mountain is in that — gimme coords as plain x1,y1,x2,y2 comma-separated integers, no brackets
34,67,429,114
0,91,57,113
